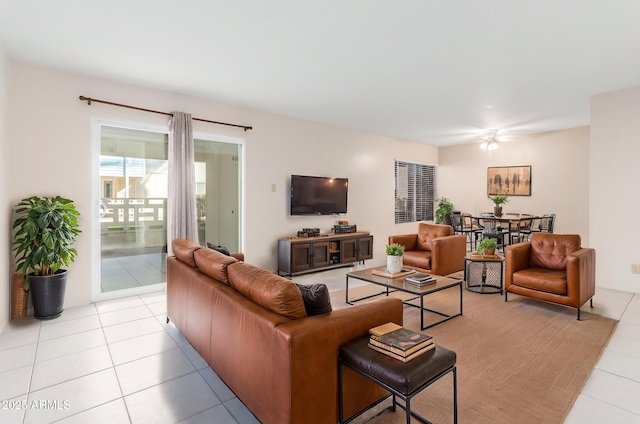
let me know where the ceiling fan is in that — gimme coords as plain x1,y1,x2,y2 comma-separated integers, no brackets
479,129,500,151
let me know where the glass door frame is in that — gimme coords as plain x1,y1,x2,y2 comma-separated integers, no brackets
91,118,245,302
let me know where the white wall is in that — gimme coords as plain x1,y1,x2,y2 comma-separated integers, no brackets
0,38,9,331
438,127,591,244
591,86,640,293
6,61,438,308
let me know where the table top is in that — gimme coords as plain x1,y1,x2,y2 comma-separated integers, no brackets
471,214,539,222
347,267,461,294
465,254,505,262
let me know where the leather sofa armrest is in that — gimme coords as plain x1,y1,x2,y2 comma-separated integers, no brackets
566,248,596,306
505,242,531,289
274,298,403,423
430,234,466,275
388,234,418,251
230,252,244,262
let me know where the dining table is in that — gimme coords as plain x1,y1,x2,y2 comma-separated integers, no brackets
470,214,541,247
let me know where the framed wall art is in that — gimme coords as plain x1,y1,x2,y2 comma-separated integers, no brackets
487,165,531,196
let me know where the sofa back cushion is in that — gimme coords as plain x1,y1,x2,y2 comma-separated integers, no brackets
529,233,581,270
194,248,237,284
417,223,454,251
228,262,307,320
172,238,202,268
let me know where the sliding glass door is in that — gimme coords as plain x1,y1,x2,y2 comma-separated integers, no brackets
96,123,242,298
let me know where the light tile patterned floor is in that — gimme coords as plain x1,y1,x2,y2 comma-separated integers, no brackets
0,292,259,424
1,266,639,423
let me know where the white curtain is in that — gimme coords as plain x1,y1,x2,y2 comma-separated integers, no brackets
168,111,198,251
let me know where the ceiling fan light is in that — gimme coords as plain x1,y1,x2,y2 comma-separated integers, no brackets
479,140,499,151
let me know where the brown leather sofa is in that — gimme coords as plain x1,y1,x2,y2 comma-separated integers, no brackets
505,233,596,319
388,223,466,275
167,238,403,424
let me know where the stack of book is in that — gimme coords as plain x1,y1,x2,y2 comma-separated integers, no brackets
368,322,435,362
404,272,435,287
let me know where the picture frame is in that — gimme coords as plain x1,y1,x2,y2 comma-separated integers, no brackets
487,166,531,196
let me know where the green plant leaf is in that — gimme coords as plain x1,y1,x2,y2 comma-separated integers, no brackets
12,195,81,276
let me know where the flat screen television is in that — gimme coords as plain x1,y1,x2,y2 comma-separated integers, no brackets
290,175,348,215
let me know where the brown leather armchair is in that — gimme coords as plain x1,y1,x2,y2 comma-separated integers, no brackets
505,233,595,320
388,223,466,276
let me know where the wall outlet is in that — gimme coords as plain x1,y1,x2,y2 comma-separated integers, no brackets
632,264,640,274
271,183,276,192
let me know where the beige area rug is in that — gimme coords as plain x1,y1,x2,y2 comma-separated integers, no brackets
331,284,617,424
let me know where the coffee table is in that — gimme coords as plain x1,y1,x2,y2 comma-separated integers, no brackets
345,267,463,329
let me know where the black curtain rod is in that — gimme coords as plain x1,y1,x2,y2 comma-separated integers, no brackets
78,96,253,131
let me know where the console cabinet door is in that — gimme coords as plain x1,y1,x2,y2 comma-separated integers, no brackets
340,238,358,263
290,243,312,273
311,241,331,268
357,236,374,260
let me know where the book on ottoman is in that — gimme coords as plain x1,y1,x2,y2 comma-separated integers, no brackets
369,322,434,361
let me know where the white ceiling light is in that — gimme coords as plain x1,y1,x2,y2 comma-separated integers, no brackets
479,129,500,152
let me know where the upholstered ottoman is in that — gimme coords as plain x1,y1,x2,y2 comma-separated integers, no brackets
338,336,457,424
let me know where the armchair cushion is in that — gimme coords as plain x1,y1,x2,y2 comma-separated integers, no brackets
403,251,431,270
513,268,568,295
529,233,581,270
417,223,454,251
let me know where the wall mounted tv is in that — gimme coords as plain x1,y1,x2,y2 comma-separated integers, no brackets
290,175,348,216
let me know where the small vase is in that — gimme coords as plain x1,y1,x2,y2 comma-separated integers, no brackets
387,255,403,274
485,248,495,256
494,206,502,217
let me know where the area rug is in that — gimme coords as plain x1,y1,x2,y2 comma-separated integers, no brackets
330,284,617,424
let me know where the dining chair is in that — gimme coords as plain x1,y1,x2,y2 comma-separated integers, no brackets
518,215,540,241
450,212,482,251
537,214,556,233
509,215,534,244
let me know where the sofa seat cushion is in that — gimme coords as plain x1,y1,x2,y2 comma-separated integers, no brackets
296,283,332,316
194,248,237,284
172,238,203,268
402,251,431,271
513,267,567,295
228,262,307,320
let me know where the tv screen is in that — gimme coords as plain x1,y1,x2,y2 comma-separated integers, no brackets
290,175,348,215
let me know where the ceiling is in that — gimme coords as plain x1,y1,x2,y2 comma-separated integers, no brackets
1,1,640,147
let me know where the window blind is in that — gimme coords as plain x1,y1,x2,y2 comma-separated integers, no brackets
394,160,435,224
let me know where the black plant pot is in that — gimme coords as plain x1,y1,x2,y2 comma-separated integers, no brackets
28,270,67,320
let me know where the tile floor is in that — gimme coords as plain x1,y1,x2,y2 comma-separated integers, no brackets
0,292,259,424
1,265,639,424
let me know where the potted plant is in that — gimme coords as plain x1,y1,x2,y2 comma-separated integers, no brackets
477,238,498,256
12,196,81,320
435,197,454,225
385,243,405,274
488,194,509,217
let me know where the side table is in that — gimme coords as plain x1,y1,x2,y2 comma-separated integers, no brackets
464,255,504,294
338,336,458,424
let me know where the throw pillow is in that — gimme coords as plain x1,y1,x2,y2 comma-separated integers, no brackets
295,283,332,316
206,242,231,256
